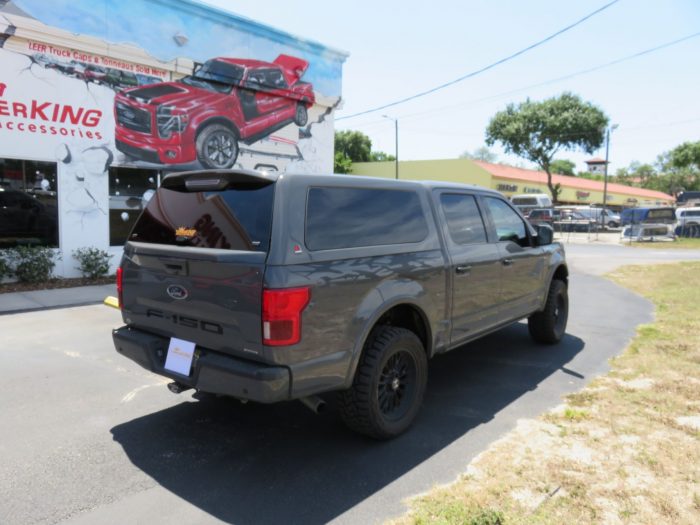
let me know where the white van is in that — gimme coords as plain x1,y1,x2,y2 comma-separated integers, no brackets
510,193,552,216
675,207,700,237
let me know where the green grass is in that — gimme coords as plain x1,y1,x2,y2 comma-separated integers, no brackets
625,237,700,249
393,262,700,525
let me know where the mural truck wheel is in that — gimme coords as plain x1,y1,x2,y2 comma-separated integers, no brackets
294,103,308,127
196,124,239,169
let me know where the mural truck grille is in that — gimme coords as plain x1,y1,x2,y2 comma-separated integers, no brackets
116,102,152,134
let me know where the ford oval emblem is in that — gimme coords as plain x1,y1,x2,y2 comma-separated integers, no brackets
167,284,188,300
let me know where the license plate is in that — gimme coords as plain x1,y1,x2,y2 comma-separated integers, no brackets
164,337,196,376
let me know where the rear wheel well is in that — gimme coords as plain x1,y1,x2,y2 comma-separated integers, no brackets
370,304,431,357
552,264,568,285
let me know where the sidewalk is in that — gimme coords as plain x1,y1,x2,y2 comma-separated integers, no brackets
0,284,116,315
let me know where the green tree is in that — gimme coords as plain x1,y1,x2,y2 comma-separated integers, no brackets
667,140,700,171
615,162,656,187
334,130,372,172
550,159,576,176
460,146,498,163
485,92,608,203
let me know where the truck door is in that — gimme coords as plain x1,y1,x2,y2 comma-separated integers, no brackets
481,196,548,320
434,191,503,346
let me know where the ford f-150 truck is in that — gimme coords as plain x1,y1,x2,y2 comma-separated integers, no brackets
114,55,314,169
112,169,569,439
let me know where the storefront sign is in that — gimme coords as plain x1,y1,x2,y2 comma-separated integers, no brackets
497,183,518,192
25,40,170,79
524,187,541,194
576,191,590,199
0,0,346,277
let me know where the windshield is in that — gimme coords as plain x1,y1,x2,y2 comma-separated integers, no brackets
180,60,244,94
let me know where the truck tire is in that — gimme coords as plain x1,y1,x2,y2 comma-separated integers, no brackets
294,103,308,126
338,326,427,439
196,124,239,169
528,279,568,344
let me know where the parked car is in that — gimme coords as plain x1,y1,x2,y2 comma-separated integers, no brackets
527,208,555,226
553,209,597,232
80,64,108,83
113,54,315,169
0,189,58,247
112,170,569,439
105,68,139,90
564,206,620,228
675,207,700,238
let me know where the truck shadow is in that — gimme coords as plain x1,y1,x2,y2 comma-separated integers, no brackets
111,323,584,525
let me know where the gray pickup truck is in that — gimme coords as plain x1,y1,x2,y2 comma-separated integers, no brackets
112,169,568,439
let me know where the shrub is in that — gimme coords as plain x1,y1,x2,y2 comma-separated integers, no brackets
9,246,59,283
73,247,112,278
0,252,12,281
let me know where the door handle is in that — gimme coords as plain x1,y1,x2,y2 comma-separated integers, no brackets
455,265,472,275
502,258,514,266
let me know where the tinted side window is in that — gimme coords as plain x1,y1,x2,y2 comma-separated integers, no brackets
484,197,529,246
439,193,487,245
306,187,429,250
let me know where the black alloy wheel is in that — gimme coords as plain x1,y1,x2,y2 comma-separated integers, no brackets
196,123,239,169
338,326,428,439
378,350,417,422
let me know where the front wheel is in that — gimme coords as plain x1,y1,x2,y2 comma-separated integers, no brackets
196,124,239,169
528,279,568,344
338,326,427,439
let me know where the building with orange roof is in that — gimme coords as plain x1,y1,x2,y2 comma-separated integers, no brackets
584,157,608,175
352,158,673,208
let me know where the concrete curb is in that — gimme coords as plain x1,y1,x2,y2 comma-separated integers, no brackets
0,284,117,315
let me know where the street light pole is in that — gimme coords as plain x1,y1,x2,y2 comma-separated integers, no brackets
382,115,399,179
601,124,618,228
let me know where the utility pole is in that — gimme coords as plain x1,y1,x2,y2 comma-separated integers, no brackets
382,115,399,179
601,124,618,228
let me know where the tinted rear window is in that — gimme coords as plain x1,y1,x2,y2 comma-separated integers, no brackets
306,187,429,250
129,184,274,251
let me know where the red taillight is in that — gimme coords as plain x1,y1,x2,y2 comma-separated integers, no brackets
262,287,310,346
116,266,123,309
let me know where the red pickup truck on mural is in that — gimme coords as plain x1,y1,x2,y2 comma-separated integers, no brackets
114,54,314,168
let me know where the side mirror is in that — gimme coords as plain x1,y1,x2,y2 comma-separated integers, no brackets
535,224,554,246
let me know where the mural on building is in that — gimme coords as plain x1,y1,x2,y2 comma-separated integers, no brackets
0,0,346,274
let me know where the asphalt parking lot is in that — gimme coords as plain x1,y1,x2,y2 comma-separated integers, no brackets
1,244,698,525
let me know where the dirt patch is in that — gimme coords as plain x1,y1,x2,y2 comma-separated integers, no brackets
396,262,700,525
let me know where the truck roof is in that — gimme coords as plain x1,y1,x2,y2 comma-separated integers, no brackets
162,169,503,197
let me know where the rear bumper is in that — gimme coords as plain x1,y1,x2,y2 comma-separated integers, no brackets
112,326,290,403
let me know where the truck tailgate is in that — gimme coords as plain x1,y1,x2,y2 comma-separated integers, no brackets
122,244,266,359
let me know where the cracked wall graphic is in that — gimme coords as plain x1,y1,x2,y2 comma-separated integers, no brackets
0,1,346,276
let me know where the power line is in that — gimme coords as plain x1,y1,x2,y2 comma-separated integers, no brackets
336,0,620,121
344,30,700,128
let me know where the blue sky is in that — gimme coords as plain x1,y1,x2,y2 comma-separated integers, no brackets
12,0,346,97
203,0,700,172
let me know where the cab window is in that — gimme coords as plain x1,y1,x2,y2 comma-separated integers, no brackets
439,193,487,245
484,197,529,247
